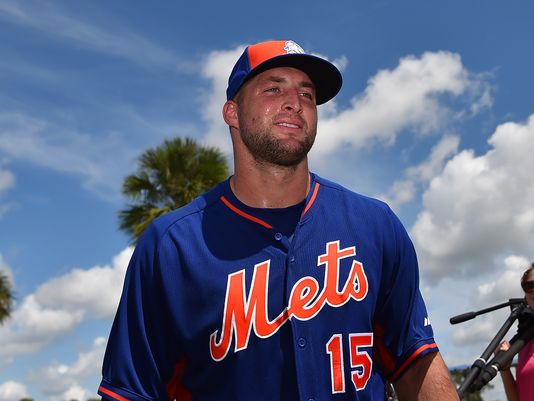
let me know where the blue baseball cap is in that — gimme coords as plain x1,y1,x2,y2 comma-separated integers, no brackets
226,40,342,105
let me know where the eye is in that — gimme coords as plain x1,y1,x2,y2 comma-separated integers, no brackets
300,91,313,99
264,87,280,93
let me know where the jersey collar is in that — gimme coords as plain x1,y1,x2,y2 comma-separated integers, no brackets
219,173,320,229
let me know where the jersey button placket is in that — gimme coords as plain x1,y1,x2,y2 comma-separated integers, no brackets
286,230,316,400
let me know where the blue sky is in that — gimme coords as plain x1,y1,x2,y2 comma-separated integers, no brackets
1,1,534,400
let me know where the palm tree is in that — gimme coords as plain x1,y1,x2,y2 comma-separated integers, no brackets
0,271,13,324
119,137,229,243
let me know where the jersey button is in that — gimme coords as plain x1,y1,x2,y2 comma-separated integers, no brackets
297,337,306,348
289,255,295,263
274,232,283,241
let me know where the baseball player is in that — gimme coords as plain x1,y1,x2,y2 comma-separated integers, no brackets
98,40,459,401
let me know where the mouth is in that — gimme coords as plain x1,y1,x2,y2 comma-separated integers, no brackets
275,122,301,129
273,114,305,131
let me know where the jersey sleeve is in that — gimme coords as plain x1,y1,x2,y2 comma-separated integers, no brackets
373,206,438,381
98,223,184,401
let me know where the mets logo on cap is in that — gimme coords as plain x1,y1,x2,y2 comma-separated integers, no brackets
284,40,305,54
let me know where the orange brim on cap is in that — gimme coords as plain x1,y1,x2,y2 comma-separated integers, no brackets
226,40,342,105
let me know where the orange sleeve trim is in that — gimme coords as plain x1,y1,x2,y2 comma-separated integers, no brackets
390,342,439,381
373,323,396,374
166,358,193,401
220,196,273,229
302,183,320,217
99,386,131,401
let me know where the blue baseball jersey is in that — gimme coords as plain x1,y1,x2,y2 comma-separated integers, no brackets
98,173,437,401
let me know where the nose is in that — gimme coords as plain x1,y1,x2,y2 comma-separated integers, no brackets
282,89,303,113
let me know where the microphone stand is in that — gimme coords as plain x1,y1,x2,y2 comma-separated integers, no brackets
450,298,525,399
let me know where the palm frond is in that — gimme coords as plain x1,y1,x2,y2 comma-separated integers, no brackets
118,137,229,243
0,272,13,324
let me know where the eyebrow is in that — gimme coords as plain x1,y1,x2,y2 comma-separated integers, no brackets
263,75,316,90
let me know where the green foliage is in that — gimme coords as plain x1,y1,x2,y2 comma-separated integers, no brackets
119,137,229,243
0,271,13,324
451,368,494,401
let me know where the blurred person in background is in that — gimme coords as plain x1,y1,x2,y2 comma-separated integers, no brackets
496,263,534,401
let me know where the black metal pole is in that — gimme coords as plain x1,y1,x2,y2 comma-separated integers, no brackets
454,301,525,399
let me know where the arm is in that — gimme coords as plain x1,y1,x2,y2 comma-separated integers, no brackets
99,224,184,401
499,369,519,401
496,341,519,401
393,352,459,401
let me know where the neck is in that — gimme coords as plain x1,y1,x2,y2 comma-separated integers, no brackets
231,159,310,208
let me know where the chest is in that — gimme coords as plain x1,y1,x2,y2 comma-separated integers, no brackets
172,216,388,348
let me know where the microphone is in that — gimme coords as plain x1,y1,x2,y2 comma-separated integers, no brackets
471,309,534,391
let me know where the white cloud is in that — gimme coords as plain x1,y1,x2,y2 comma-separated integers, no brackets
449,255,529,346
0,247,132,360
0,168,14,194
29,337,105,401
0,164,15,217
407,135,461,182
201,45,244,155
0,105,204,203
412,114,534,283
0,111,138,201
0,112,98,177
469,81,493,115
0,381,29,401
452,315,500,346
55,385,92,401
0,295,84,356
313,51,490,157
379,135,460,209
34,247,132,319
475,255,530,307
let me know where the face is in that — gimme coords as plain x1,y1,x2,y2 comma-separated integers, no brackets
232,67,318,167
523,271,534,309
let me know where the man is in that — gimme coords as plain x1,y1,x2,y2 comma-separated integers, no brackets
98,40,459,401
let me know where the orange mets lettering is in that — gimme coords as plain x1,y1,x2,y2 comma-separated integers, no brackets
209,241,368,361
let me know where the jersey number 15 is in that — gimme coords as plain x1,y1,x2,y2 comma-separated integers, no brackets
326,333,373,394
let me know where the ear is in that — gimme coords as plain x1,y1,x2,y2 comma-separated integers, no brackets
223,100,239,130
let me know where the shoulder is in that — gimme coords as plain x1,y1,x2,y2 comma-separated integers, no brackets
313,174,394,216
138,180,227,248
312,173,411,246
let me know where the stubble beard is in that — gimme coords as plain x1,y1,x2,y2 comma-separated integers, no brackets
238,116,317,168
